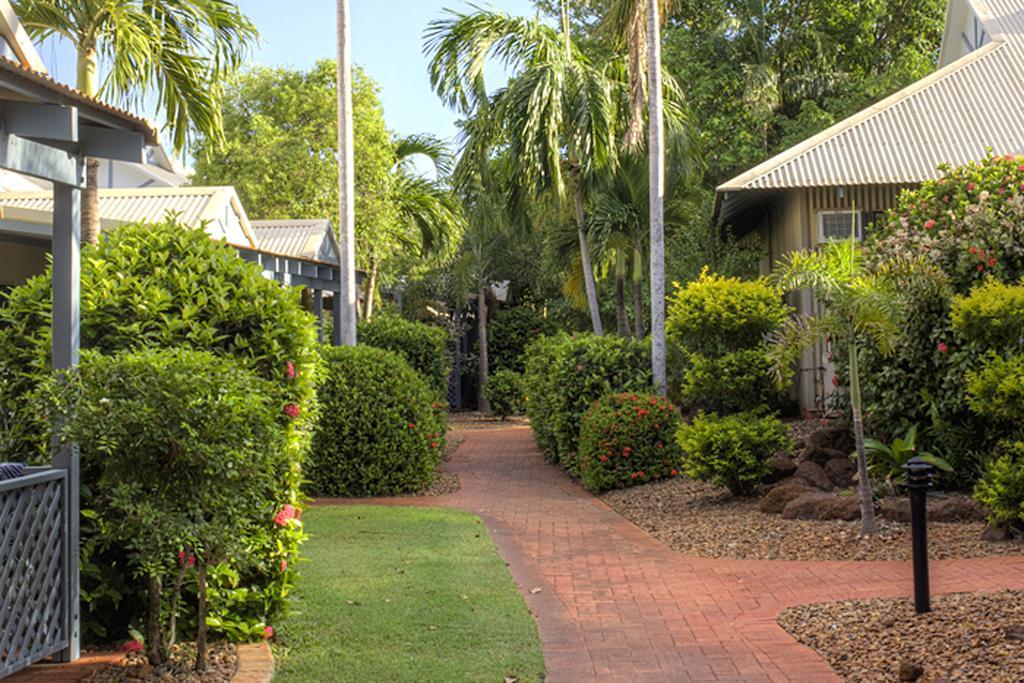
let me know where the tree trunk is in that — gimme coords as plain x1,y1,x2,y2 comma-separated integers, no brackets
615,250,629,336
145,575,163,666
363,260,379,321
633,247,645,338
849,344,879,534
166,560,189,650
477,283,491,413
646,0,667,396
573,190,603,336
194,562,208,671
81,159,101,246
336,0,358,345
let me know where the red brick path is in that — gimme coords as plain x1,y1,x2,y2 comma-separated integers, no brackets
325,426,1024,682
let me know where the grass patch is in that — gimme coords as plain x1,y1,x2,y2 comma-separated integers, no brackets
272,505,545,682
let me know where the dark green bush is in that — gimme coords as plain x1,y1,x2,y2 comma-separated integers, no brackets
47,348,294,651
676,411,793,496
523,333,651,470
309,346,446,496
488,306,555,373
679,349,778,414
974,442,1024,527
358,314,450,397
483,369,525,419
0,219,317,642
578,392,683,492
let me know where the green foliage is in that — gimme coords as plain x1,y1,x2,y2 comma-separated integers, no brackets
577,392,683,492
523,333,651,470
308,346,446,497
965,354,1024,425
488,306,555,373
974,442,1024,527
666,270,789,356
46,348,298,644
679,348,779,414
951,279,1024,353
868,154,1024,293
676,411,793,496
863,424,953,493
483,370,525,420
358,314,450,397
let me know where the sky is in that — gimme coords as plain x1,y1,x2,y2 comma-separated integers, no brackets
36,0,544,159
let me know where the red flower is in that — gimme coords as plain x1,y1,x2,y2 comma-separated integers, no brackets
622,447,632,457
286,361,297,379
654,423,661,430
649,398,657,406
967,182,977,191
923,219,935,230
670,469,679,477
942,195,950,203
937,342,949,354
263,625,274,639
430,441,439,449
637,471,645,478
988,257,998,267
280,560,288,572
120,640,144,653
283,403,300,420
407,422,416,429
978,264,985,271
969,246,978,255
274,504,297,527
831,375,840,387
630,472,639,479
599,455,609,462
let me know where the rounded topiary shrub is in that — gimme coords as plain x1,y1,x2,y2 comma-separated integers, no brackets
974,442,1024,527
309,345,446,496
358,314,450,397
488,306,555,373
483,369,525,420
676,410,793,496
679,349,778,414
578,392,683,492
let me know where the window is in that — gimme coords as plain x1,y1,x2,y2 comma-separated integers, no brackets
818,210,866,242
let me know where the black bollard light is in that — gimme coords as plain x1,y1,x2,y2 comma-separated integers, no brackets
904,456,934,614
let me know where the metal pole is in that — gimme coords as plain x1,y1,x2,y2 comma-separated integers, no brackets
313,290,324,344
904,457,933,614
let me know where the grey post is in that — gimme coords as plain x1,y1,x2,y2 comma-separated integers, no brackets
313,289,324,344
51,180,81,661
332,291,343,346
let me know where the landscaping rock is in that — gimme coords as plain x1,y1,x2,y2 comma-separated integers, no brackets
981,524,1013,543
898,660,924,681
801,445,849,466
781,492,861,521
880,496,986,524
1005,625,1024,641
823,457,855,488
758,483,816,515
763,452,797,484
806,424,855,453
793,461,834,491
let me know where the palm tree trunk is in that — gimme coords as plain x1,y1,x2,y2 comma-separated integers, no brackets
77,44,102,246
615,250,629,336
194,561,208,672
633,247,645,338
363,260,379,321
646,0,667,395
336,0,358,345
574,190,604,336
145,575,163,666
849,344,879,534
477,283,491,413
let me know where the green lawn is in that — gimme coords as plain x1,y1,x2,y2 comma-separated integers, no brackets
272,505,545,683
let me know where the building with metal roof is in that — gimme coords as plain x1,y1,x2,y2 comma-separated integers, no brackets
252,219,339,263
714,0,1024,412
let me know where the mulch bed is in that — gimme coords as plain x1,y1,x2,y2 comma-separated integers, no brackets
602,477,1024,561
778,590,1024,682
84,642,237,682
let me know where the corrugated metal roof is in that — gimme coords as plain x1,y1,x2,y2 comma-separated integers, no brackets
716,0,1024,223
0,187,227,226
251,219,337,261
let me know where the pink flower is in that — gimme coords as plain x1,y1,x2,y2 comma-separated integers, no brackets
407,422,416,429
177,550,195,568
280,560,288,572
286,361,297,380
937,342,949,354
274,504,297,527
120,640,144,653
263,625,274,640
923,219,935,230
832,375,840,387
283,403,300,420
821,418,831,428
967,182,977,191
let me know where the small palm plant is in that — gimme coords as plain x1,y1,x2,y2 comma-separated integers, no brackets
863,423,953,495
767,236,933,534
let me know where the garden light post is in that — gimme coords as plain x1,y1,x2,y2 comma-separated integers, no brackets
904,456,933,614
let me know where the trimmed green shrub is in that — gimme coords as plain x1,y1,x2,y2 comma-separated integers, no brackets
666,269,790,356
483,369,525,420
676,411,793,496
523,333,652,470
0,219,317,642
965,354,1024,425
974,442,1024,527
577,392,683,492
358,314,450,397
951,279,1024,352
46,348,295,653
488,306,555,373
309,346,446,496
679,349,777,414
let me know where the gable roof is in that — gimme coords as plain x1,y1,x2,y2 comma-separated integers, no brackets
716,0,1024,225
251,219,339,263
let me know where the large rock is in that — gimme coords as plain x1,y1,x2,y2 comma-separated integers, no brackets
793,460,834,491
759,483,816,514
763,452,797,485
981,523,1014,543
879,495,987,524
806,424,855,453
782,492,861,521
823,457,856,488
801,445,850,466
898,660,924,682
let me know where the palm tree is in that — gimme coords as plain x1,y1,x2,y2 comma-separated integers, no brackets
767,233,934,535
335,0,358,344
14,0,258,245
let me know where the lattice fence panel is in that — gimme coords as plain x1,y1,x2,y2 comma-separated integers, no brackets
0,471,67,678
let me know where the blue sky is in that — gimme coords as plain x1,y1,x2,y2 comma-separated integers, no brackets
36,0,543,154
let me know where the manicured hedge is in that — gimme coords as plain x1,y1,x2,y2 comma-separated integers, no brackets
308,346,446,497
523,333,651,470
483,369,525,420
488,306,555,373
578,392,683,492
359,314,450,397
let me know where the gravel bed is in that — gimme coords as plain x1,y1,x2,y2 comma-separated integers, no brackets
778,591,1024,682
602,477,1024,561
448,412,529,430
85,642,236,682
414,471,461,497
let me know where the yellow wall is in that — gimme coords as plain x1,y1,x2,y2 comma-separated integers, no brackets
0,238,47,287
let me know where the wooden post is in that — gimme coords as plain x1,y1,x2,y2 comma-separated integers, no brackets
51,181,81,662
313,290,324,344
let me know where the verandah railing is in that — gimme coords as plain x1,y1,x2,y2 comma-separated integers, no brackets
0,467,71,678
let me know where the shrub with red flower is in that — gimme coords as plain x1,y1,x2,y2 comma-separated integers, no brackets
283,403,300,420
577,392,683,492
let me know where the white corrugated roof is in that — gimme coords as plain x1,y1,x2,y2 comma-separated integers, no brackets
716,0,1024,222
251,219,338,262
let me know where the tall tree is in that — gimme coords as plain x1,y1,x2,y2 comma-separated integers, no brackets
336,0,357,344
14,0,258,244
646,0,668,395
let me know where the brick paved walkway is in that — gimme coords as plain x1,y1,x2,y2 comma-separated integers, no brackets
326,426,1024,683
